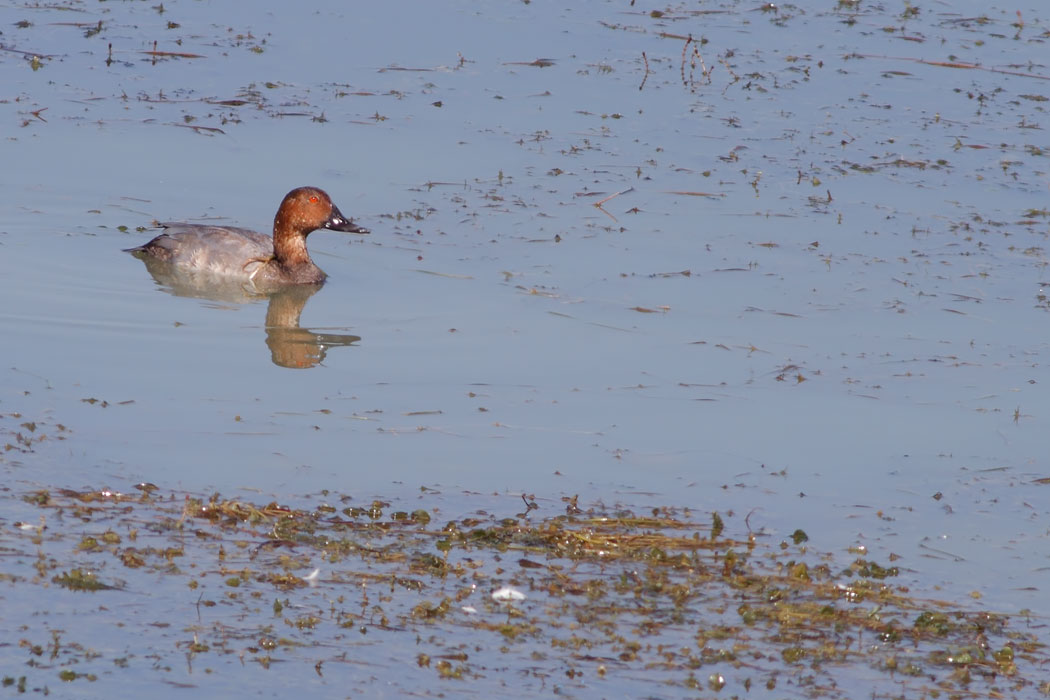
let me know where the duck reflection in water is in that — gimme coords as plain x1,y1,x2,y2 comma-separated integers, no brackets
130,254,361,369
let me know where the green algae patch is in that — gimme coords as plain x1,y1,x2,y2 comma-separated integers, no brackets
5,484,1048,698
52,568,116,592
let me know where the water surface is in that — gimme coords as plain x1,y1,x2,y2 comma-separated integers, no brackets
2,1,1049,696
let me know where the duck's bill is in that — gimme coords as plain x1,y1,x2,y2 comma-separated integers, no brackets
331,220,370,234
325,206,370,234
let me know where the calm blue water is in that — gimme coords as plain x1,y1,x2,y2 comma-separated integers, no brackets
2,0,1049,696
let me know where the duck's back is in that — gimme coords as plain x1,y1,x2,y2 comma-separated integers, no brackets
128,224,274,279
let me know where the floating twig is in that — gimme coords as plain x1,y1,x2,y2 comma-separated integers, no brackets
680,36,691,86
0,44,54,58
666,190,725,199
144,40,204,64
171,123,226,135
142,49,205,59
594,187,634,208
679,35,712,91
503,58,555,68
849,52,1050,81
593,187,633,222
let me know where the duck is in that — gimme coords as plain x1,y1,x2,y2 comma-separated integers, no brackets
126,186,368,286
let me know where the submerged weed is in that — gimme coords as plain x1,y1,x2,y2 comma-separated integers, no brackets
5,485,1046,697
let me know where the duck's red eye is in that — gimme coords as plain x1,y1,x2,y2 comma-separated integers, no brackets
309,196,319,203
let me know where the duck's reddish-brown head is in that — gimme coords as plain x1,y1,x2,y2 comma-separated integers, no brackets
276,186,369,237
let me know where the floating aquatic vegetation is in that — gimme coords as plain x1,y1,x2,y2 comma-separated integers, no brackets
1,484,1044,697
